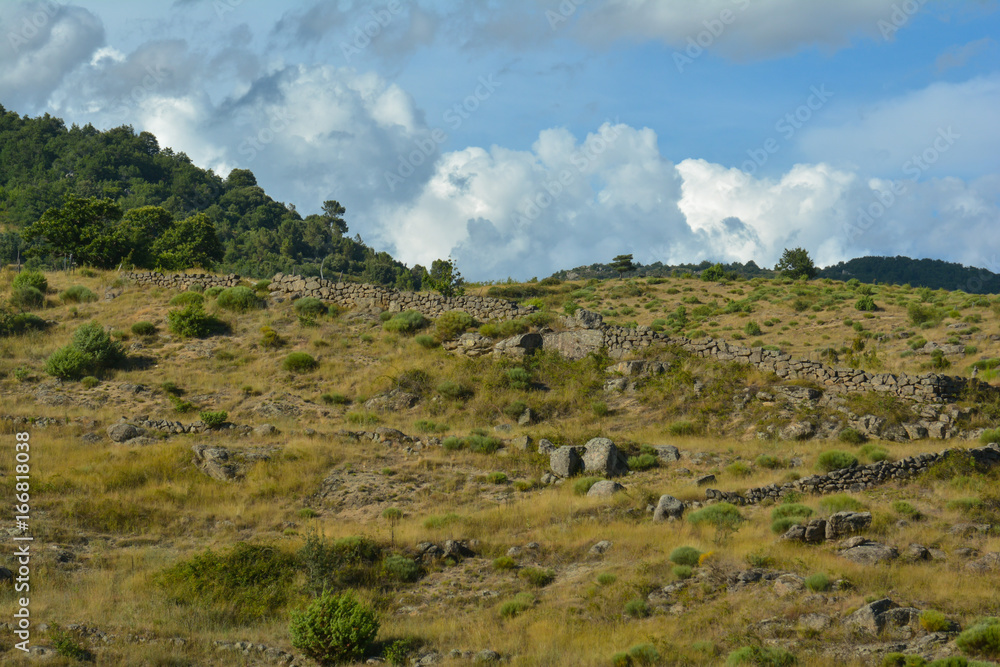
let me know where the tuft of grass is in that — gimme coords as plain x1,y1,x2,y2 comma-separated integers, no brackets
383,310,428,334
838,427,867,444
819,494,866,513
623,598,650,619
726,645,797,666
573,477,601,496
804,573,830,592
492,556,517,571
131,321,157,336
859,444,890,462
498,592,534,619
59,285,98,303
919,610,951,633
216,286,264,312
687,503,744,531
520,567,555,588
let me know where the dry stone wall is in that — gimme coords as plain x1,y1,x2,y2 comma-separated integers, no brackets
267,273,538,322
123,271,243,291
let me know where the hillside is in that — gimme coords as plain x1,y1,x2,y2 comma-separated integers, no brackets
1,267,999,666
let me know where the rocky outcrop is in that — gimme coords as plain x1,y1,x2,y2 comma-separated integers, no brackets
652,495,685,522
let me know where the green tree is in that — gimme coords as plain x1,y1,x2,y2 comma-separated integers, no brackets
775,247,817,279
425,258,465,297
701,263,725,281
322,200,348,236
612,254,635,279
23,195,124,268
152,213,224,270
113,205,174,268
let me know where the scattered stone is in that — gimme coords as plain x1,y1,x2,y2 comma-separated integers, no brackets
191,445,239,482
653,495,685,522
696,474,716,486
902,544,931,562
840,540,899,565
652,445,681,462
780,421,816,441
442,540,474,560
537,439,557,455
550,446,583,478
772,573,805,595
517,408,535,426
107,423,139,443
364,389,418,412
966,552,1000,573
589,540,613,556
581,437,630,477
587,480,625,498
80,433,101,444
511,435,533,451
474,650,502,664
825,512,872,539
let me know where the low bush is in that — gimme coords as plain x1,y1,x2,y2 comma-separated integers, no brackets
819,494,866,513
673,565,694,579
216,286,263,312
856,295,877,311
892,501,921,519
437,381,473,401
260,325,283,349
59,285,98,303
920,610,951,632
382,554,421,583
669,546,702,567
293,297,327,317
623,598,650,618
804,573,830,592
169,291,204,307
49,624,93,661
383,310,428,334
839,427,867,444
299,534,385,594
12,270,47,293
506,367,532,390
816,450,858,472
756,454,782,469
199,411,228,428
322,393,350,406
167,303,226,338
956,618,1000,659
466,435,502,454
860,444,890,462
596,573,617,586
726,461,752,477
668,420,696,436
290,590,379,666
44,345,92,380
726,645,797,666
520,567,555,587
131,321,157,336
687,503,744,531
0,309,47,337
573,477,601,495
80,376,99,389
415,335,438,349
498,592,534,618
10,285,44,309
159,543,295,624
628,453,658,471
283,352,318,373
492,556,517,571
980,428,1000,445
435,310,475,340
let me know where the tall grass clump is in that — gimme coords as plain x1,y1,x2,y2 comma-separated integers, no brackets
726,645,796,666
12,270,47,293
167,303,225,338
687,503,744,531
59,285,98,303
383,310,428,334
294,297,328,317
283,352,319,373
434,310,475,341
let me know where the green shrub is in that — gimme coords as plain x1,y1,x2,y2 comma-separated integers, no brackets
290,590,379,666
860,444,890,463
771,503,813,521
442,436,465,451
80,376,100,389
687,503,744,531
669,546,702,567
506,367,532,390
10,285,44,309
294,297,328,317
169,291,204,307
322,393,350,406
59,285,98,303
673,565,694,579
839,427,867,444
159,543,294,624
726,461,752,477
956,618,1000,659
216,286,263,312
0,309,47,337
493,556,517,571
205,286,224,298
592,401,610,417
73,322,124,368
415,335,438,349
48,624,94,661
668,420,696,436
628,453,658,471
746,455,778,472
744,320,762,336
437,380,473,401
891,501,921,518
131,321,157,336
856,295,877,311
498,592,534,618
804,573,830,592
908,302,942,326
520,567,555,587
382,555,421,583
816,450,858,472
346,411,379,426
284,352,318,373
383,310,428,334
596,573,617,586
44,345,93,380
980,428,1000,445
435,311,475,340
484,472,508,485
12,270,47,293
919,610,951,632
726,645,797,666
623,598,650,618
819,494,866,513
199,411,228,428
167,303,225,338
466,435,502,454
626,644,660,666
573,477,601,495
260,325,283,349
384,637,422,666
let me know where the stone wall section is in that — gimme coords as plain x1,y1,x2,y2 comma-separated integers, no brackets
123,271,243,291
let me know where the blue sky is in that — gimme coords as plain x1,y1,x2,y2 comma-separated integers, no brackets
1,0,998,280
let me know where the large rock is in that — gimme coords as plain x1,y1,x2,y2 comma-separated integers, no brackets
840,540,898,565
582,438,629,477
779,421,815,441
826,511,872,540
550,446,583,478
587,480,625,498
574,309,604,330
493,333,543,358
192,445,239,482
653,495,685,522
846,599,898,634
652,445,681,462
537,439,557,455
846,599,921,638
541,330,604,361
364,389,418,412
107,423,139,443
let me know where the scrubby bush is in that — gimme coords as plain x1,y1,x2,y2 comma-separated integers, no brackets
200,411,228,428
492,556,517,571
856,295,877,311
744,320,762,336
726,461,752,477
13,270,47,293
520,567,555,587
919,610,951,632
466,435,502,454
0,309,47,337
804,573,830,592
382,555,421,583
437,380,473,401
167,303,225,338
816,450,858,472
49,624,93,661
669,546,702,567
756,454,782,469
415,335,438,349
506,367,532,390
687,503,744,531
860,444,890,463
668,420,696,436
383,310,428,334
260,325,283,349
290,590,379,666
819,494,866,513
159,543,294,624
10,285,44,309
59,285,98,303
169,291,204,307
294,297,328,317
205,286,224,298
726,645,797,666
596,573,617,586
44,346,92,380
672,565,694,579
628,453,657,471
980,428,1000,445
216,286,263,312
284,352,318,373
956,618,1000,659
435,310,475,340
769,503,814,534
80,376,99,389
45,322,125,380
131,321,157,336
623,598,650,618
573,477,601,495
839,427,867,444
498,592,534,618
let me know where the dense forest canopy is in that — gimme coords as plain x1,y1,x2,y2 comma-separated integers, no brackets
0,104,422,285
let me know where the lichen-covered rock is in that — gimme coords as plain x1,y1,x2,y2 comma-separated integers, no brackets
840,540,898,565
550,446,583,478
826,511,872,539
107,423,139,443
653,495,685,522
586,480,625,497
582,437,629,477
